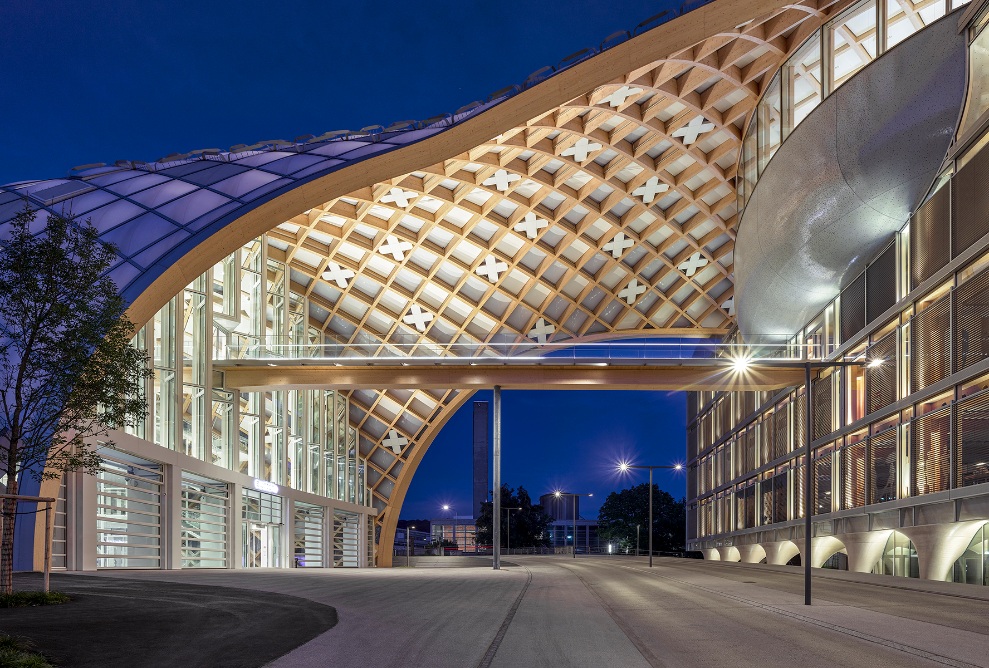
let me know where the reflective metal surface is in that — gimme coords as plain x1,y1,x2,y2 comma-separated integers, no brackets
735,13,967,339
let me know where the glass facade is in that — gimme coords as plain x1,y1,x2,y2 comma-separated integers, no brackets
134,235,369,505
690,117,989,584
738,0,969,209
96,453,163,569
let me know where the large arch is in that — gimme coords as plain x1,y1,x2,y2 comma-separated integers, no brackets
4,0,853,566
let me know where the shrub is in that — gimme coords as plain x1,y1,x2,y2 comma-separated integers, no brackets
0,591,70,608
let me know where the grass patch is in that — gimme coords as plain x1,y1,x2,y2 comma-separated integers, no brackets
0,635,53,668
0,591,69,608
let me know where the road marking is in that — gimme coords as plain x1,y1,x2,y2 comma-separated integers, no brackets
608,561,981,668
475,566,533,668
558,562,669,668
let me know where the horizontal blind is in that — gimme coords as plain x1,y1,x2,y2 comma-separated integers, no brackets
954,266,989,374
813,375,834,441
956,391,989,488
814,449,833,515
774,406,789,460
870,428,897,504
911,406,951,496
911,184,951,288
867,329,897,414
841,440,867,510
911,296,951,392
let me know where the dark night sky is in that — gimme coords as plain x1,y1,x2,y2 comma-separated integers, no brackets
0,0,688,517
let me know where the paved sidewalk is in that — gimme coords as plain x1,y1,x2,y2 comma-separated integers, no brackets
5,558,987,667
0,572,337,668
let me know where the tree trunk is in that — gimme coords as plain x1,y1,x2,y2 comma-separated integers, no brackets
1,478,18,595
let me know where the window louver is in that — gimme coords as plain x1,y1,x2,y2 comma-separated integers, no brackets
956,391,989,488
911,406,951,496
911,296,951,392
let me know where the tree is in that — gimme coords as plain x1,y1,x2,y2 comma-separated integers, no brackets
598,483,686,554
475,484,554,549
0,208,150,593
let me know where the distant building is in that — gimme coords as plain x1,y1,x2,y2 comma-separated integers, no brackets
540,493,578,522
546,519,601,554
430,517,478,553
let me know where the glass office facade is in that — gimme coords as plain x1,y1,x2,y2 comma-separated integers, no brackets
688,13,989,585
738,0,970,209
131,235,369,505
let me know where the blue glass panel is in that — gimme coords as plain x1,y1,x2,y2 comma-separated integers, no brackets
287,161,345,181
131,228,193,268
211,170,281,199
181,163,249,186
129,180,198,208
186,201,241,231
158,190,230,224
232,152,294,168
158,161,217,178
104,172,170,196
61,189,121,216
99,212,179,256
80,199,145,233
260,154,328,176
239,178,291,202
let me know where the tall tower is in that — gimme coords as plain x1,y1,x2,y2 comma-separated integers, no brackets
472,401,489,517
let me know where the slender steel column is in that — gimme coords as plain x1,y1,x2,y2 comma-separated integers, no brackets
648,467,654,567
804,362,813,605
493,385,502,570
572,495,577,559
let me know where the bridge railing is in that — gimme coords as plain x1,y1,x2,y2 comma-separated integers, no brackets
211,337,826,365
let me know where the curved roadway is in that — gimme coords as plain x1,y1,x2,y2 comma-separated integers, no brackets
79,556,989,667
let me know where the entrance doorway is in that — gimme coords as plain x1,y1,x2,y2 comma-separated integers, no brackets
244,523,280,568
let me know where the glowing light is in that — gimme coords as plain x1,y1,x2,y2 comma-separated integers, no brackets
731,356,752,372
554,490,562,498
674,464,683,471
868,358,884,368
617,461,631,472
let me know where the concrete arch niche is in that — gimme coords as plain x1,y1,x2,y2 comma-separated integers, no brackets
736,544,767,564
701,548,722,561
900,521,989,581
718,546,741,562
810,536,846,569
763,540,800,565
835,530,894,573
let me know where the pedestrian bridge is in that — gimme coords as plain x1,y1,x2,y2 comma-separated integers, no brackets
212,340,815,391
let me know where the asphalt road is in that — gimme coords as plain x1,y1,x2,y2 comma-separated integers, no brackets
47,556,989,667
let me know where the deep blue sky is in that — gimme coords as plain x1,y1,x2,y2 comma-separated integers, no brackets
1,0,688,517
404,390,687,520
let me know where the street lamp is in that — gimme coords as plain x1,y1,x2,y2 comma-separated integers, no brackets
406,525,416,567
441,504,456,555
617,461,682,567
502,506,521,555
553,491,593,558
636,523,640,557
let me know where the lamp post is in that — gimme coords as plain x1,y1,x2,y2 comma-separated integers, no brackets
502,506,521,555
553,491,593,558
617,462,682,567
636,523,640,557
406,525,416,567
442,504,456,555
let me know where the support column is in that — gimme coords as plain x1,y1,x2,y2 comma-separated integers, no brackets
804,362,813,605
493,386,501,570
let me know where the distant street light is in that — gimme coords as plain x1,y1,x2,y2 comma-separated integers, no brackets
502,506,521,554
617,461,683,567
553,491,593,558
407,525,416,567
442,504,456,555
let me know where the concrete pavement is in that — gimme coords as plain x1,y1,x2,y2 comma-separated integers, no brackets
69,556,989,667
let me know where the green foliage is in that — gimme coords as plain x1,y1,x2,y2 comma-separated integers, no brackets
597,483,686,553
0,207,152,484
0,591,70,607
475,484,554,548
0,634,54,668
0,206,152,594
